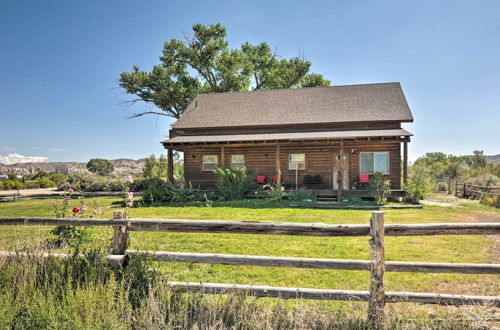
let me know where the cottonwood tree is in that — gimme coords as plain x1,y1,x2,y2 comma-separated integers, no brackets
86,158,114,176
119,23,330,119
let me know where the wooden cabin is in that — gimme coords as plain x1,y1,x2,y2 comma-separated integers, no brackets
162,82,413,198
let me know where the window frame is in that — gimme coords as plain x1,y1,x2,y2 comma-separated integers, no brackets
231,154,245,170
359,151,390,175
202,155,218,172
289,153,306,170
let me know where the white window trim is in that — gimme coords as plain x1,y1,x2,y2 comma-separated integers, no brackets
231,155,245,170
289,153,306,170
202,155,218,171
359,152,390,175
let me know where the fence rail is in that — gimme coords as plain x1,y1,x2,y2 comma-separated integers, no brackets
456,183,500,199
0,211,499,328
1,217,499,236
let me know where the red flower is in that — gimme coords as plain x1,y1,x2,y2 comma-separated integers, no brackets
72,207,80,214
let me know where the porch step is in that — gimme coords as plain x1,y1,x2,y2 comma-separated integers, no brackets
315,194,338,202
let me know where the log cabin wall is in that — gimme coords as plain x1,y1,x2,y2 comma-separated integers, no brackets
183,141,402,190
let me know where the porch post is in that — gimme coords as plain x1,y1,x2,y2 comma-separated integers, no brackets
338,140,344,201
403,141,408,186
167,148,174,185
276,144,281,184
221,145,225,168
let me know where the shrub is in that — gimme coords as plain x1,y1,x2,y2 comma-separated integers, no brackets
404,179,427,203
49,172,67,185
89,180,109,192
214,168,256,200
287,188,314,201
141,178,171,205
25,181,41,189
437,182,447,192
480,192,500,209
470,174,499,187
265,183,286,201
108,178,126,192
37,177,55,188
169,184,205,204
367,172,391,205
66,172,99,191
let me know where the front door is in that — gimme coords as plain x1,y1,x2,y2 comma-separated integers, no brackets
332,151,349,190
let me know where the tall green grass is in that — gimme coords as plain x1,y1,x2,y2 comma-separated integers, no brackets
0,251,486,329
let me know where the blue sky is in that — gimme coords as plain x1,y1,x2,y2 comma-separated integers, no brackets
0,0,499,164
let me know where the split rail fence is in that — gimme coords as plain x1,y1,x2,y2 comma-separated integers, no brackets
1,212,500,328
456,183,500,199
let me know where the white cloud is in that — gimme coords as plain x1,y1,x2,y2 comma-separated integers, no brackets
0,147,16,151
0,153,48,165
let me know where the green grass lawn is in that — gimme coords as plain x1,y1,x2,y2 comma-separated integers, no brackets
0,195,499,317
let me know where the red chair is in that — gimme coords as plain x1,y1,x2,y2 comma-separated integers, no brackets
255,176,266,184
272,175,278,184
359,174,369,183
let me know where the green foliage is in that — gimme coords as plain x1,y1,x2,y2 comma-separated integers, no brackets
367,172,391,205
468,150,487,169
404,180,427,204
86,158,114,176
0,173,65,190
119,23,330,119
66,172,99,191
479,192,500,208
265,183,286,201
287,188,314,201
141,178,171,205
140,179,214,206
50,226,91,247
214,167,256,200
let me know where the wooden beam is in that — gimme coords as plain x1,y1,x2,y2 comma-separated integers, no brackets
167,148,174,184
127,250,500,274
111,211,129,255
276,144,281,184
368,211,385,327
403,141,408,186
338,141,344,201
166,282,500,306
220,145,225,168
1,218,499,237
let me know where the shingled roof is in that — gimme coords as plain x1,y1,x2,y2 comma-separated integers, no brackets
173,82,413,129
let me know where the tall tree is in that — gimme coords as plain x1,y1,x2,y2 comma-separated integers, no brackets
87,158,114,176
119,23,330,119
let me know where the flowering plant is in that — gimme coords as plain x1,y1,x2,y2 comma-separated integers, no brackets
50,183,101,247
124,176,135,209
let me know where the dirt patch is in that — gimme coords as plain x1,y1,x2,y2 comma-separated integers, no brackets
0,188,61,197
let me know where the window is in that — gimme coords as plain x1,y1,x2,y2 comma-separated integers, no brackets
360,152,389,174
231,155,245,170
289,153,305,170
202,155,218,171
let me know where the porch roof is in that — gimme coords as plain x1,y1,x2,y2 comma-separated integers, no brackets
162,128,412,146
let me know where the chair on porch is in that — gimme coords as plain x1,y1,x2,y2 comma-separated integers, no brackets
355,174,370,190
255,176,266,184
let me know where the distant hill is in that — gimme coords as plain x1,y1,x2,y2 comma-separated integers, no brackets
486,154,500,164
0,158,146,175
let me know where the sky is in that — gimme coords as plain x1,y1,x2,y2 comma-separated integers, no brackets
0,0,499,164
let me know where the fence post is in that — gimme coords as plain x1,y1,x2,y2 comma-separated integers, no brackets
368,211,385,328
112,210,129,255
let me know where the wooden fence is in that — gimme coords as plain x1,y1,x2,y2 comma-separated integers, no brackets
1,212,500,328
456,183,500,199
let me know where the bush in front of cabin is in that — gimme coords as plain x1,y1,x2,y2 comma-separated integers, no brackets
214,167,256,200
287,187,315,201
141,178,171,205
368,172,391,205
